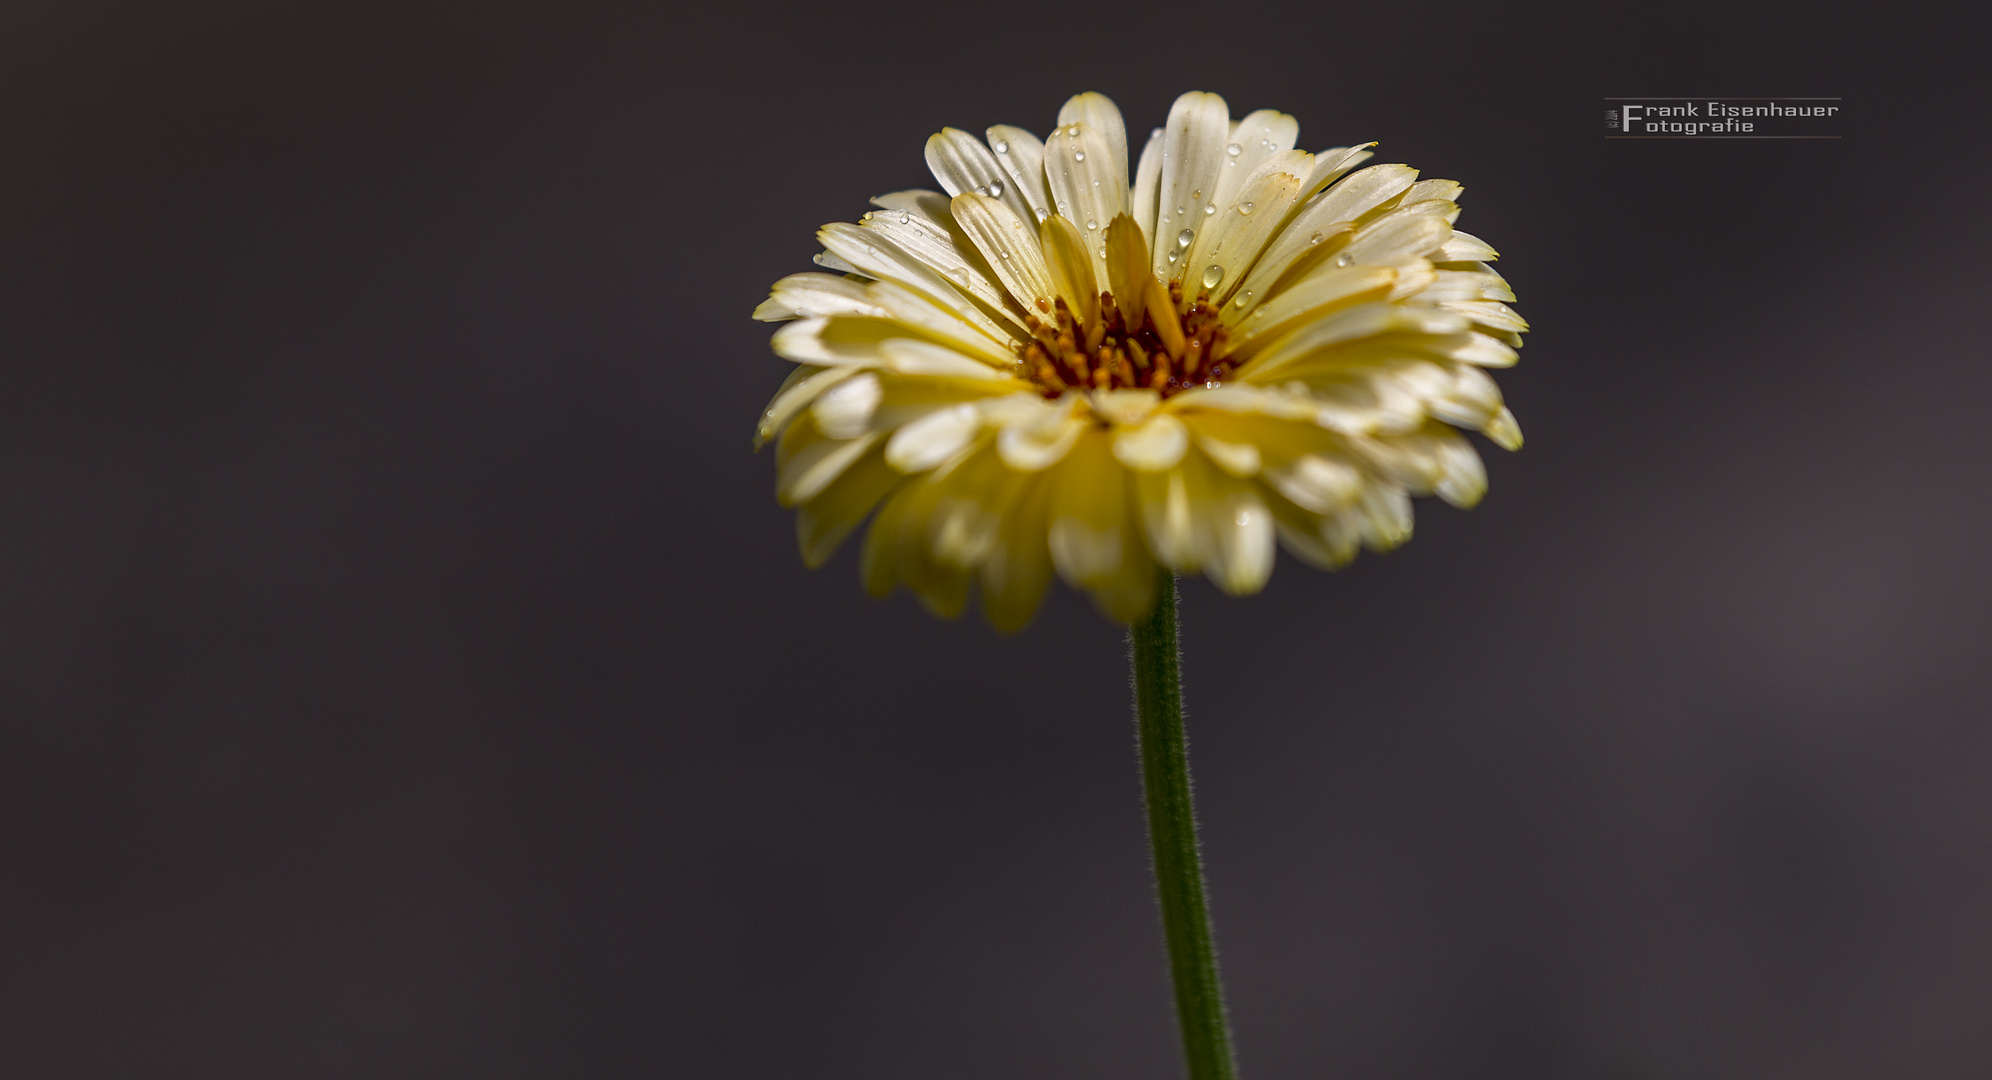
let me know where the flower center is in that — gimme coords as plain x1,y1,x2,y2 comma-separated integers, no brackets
1018,280,1235,400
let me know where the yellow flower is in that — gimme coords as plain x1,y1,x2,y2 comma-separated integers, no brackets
754,91,1526,630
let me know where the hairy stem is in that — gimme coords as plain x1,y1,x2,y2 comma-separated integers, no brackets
1128,571,1238,1080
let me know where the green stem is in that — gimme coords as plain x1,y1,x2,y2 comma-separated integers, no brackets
1128,570,1238,1080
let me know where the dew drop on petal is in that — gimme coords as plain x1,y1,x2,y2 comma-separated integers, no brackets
1074,150,1086,162
1035,207,1048,219
1308,233,1323,245
1335,253,1354,267
898,212,910,224
1204,203,1216,216
1233,290,1252,308
1176,205,1186,216
988,180,1004,198
1191,189,1203,200
1177,229,1194,248
1226,160,1237,168
1167,250,1180,263
994,139,1010,154
1226,143,1241,157
1152,127,1163,138
947,267,968,285
1201,264,1224,290
975,184,989,196
1239,202,1254,215
1085,219,1098,231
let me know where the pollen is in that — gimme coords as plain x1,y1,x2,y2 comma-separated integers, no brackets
1018,281,1235,399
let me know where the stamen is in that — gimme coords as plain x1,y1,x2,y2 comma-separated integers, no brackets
1018,277,1233,400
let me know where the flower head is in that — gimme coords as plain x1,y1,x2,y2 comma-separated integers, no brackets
754,91,1526,630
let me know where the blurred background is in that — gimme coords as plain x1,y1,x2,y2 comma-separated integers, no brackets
2,2,1985,1076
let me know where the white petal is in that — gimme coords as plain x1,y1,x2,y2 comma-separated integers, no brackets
861,281,1017,365
1266,453,1364,514
1422,268,1515,303
1300,144,1377,200
756,365,859,448
985,125,1052,223
885,402,983,473
1197,475,1275,596
754,273,881,322
1438,299,1529,334
1197,435,1261,477
1151,92,1231,283
860,196,1018,332
811,370,882,439
1128,126,1164,254
924,128,1039,226
1435,230,1498,262
1223,265,1396,357
876,338,1017,381
1183,149,1309,305
1313,164,1423,225
1242,301,1471,381
778,426,882,507
795,443,902,568
1230,164,1417,306
1043,92,1129,288
813,250,860,274
1484,406,1523,450
1112,413,1189,471
996,396,1085,471
1136,467,1197,570
1402,179,1462,205
949,193,1057,315
1209,109,1298,215
818,223,1019,342
1341,203,1454,265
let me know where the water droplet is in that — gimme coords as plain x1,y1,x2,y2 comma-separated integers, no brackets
1192,189,1203,200
1167,250,1180,263
974,184,989,196
1176,229,1194,248
994,139,1010,154
1034,207,1048,219
1151,127,1163,138
1239,202,1255,215
1308,233,1323,245
1074,150,1086,162
865,245,877,256
1204,203,1216,216
913,228,925,237
947,267,968,285
1233,291,1252,308
1226,160,1237,168
988,180,1004,198
898,212,910,224
862,211,874,220
1334,253,1354,267
1085,219,1098,231
1000,251,1010,260
1226,143,1242,157
1201,264,1225,289
1176,205,1186,216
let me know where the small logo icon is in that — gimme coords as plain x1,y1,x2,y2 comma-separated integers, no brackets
1605,109,1619,130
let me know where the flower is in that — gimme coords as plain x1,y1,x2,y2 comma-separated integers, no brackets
754,91,1526,631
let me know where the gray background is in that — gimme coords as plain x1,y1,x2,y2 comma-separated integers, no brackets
2,1,1986,1076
